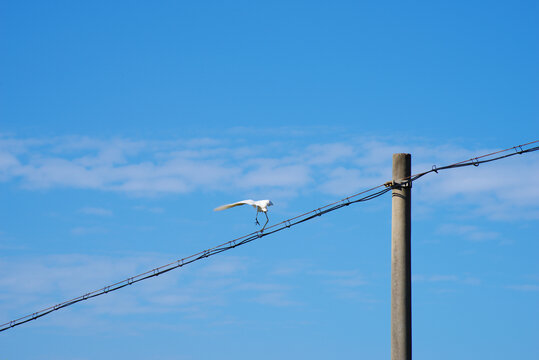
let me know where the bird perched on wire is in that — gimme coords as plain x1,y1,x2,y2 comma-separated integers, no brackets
214,199,274,229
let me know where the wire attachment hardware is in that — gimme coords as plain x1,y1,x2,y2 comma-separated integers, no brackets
384,179,412,189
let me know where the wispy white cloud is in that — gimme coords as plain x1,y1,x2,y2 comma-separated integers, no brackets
250,291,302,307
437,223,500,242
414,153,539,220
70,226,109,236
239,164,311,189
306,143,356,165
412,274,481,286
303,268,376,304
312,269,367,287
0,253,300,328
1,134,538,221
270,259,311,276
412,274,459,283
0,152,19,180
133,205,164,213
506,284,539,292
318,167,364,196
200,256,249,276
79,207,113,217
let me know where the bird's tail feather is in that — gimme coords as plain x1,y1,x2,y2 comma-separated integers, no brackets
214,203,243,211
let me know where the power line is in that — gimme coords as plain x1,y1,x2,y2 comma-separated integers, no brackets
1,139,538,333
410,140,539,182
0,187,390,333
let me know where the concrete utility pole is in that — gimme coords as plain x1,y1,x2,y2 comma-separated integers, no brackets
391,153,412,360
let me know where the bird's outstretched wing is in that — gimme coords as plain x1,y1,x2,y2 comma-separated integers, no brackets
214,200,255,211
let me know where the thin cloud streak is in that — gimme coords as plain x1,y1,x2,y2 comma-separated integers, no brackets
0,254,303,326
1,135,538,221
506,284,539,292
79,207,113,217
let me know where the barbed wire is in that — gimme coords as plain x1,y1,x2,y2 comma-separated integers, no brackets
1,139,538,333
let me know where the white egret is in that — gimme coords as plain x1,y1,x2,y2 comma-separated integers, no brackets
214,199,274,229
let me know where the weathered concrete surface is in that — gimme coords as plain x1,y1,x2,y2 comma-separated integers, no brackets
391,153,412,360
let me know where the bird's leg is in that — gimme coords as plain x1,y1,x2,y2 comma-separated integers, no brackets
255,212,260,226
261,212,269,230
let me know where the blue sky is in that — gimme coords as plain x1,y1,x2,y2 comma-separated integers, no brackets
1,1,538,359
